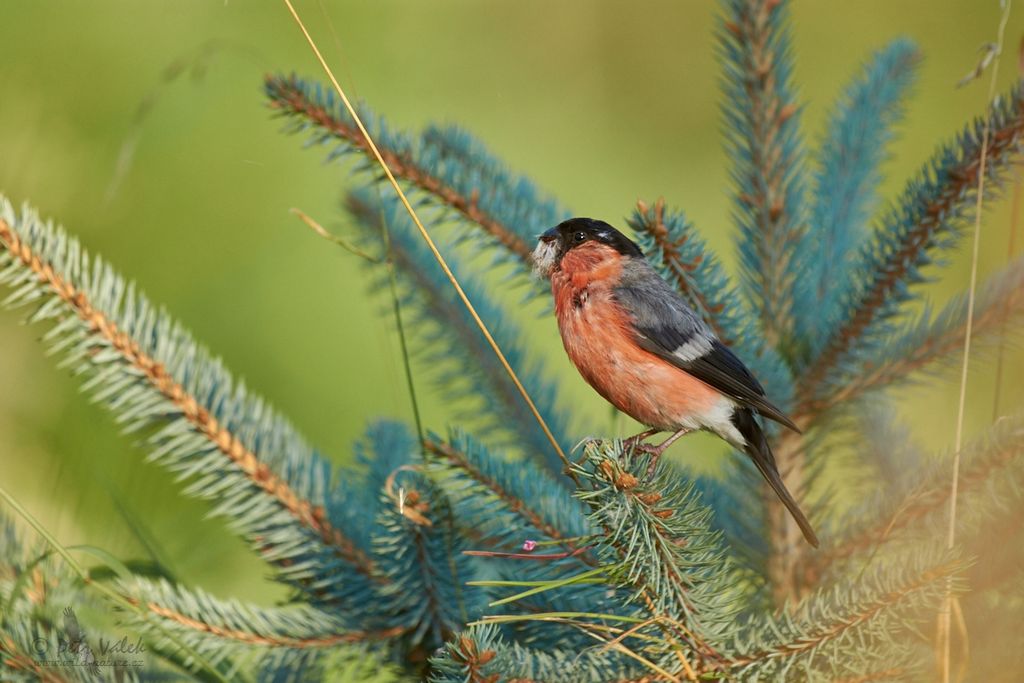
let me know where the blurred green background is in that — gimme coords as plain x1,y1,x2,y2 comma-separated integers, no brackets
1,0,1022,608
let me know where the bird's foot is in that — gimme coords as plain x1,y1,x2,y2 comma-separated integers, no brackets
636,428,693,478
621,428,660,453
626,441,665,478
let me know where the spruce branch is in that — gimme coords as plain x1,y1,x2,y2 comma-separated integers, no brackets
273,21,573,478
690,464,773,602
265,75,569,276
426,430,615,649
350,421,492,653
800,81,1024,414
570,444,737,675
344,421,550,656
719,0,808,351
140,604,388,653
428,435,618,653
0,511,202,682
0,634,72,683
430,624,645,683
0,523,83,682
729,549,965,681
345,420,425,554
811,413,1024,578
120,577,401,678
794,39,921,356
425,432,591,549
765,80,1024,607
372,464,485,654
810,255,1024,413
346,190,576,472
0,199,378,606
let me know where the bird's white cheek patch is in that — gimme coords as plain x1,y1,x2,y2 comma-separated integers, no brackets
531,241,558,279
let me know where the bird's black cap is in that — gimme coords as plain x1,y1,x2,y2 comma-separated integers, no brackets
539,218,643,258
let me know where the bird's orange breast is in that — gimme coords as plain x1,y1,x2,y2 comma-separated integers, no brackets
551,243,722,431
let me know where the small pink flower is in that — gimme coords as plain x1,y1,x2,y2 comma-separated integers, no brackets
522,540,537,552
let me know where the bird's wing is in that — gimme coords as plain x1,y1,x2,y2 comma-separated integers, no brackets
613,277,799,432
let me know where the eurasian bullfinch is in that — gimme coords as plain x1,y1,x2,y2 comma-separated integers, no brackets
533,217,818,547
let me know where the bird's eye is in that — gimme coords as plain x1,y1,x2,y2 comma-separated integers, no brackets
572,231,587,243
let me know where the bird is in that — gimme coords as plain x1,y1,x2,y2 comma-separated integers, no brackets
532,217,819,547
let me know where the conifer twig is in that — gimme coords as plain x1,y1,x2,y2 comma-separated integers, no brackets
809,414,1024,573
721,0,807,350
731,555,963,674
0,216,376,579
799,80,1024,417
810,258,1024,412
0,635,68,682
280,0,574,483
0,485,232,683
143,602,403,648
796,39,921,353
266,77,533,262
425,439,588,553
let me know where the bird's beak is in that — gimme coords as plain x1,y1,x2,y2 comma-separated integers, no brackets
539,228,558,243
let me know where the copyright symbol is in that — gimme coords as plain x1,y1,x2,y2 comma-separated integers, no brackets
31,637,49,655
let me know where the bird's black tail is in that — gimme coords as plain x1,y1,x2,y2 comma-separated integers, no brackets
732,407,819,548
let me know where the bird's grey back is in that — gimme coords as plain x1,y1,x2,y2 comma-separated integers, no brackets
614,257,715,350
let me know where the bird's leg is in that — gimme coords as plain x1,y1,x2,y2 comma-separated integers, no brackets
621,428,660,453
638,427,693,477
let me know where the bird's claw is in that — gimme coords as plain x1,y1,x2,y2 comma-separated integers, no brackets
621,428,661,453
